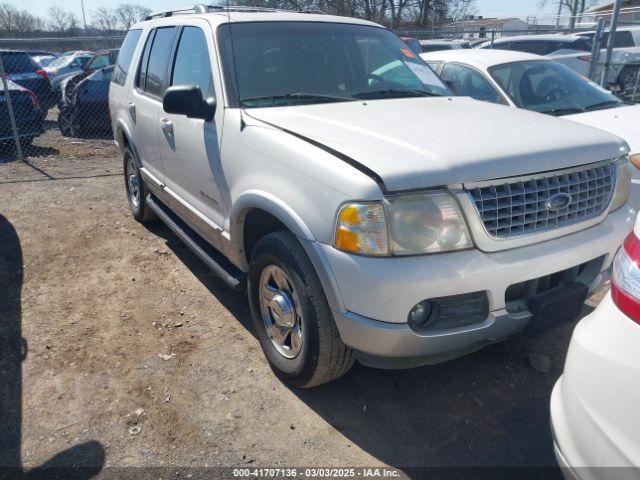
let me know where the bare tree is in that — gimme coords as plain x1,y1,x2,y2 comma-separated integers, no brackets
92,7,119,32
115,3,152,30
13,10,38,32
0,3,16,30
47,6,77,32
538,0,598,28
0,3,44,32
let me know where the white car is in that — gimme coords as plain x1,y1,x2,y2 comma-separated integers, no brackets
421,49,640,160
45,53,93,90
475,34,594,78
551,214,640,476
108,6,636,387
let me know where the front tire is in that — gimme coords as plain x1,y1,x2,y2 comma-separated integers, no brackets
248,231,354,388
124,147,155,223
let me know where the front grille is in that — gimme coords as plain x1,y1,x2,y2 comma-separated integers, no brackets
468,163,616,238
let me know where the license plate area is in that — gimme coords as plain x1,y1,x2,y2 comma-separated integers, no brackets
526,282,589,334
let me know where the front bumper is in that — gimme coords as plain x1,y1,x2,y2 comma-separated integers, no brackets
314,200,636,363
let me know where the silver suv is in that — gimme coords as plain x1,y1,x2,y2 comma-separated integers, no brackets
110,5,635,387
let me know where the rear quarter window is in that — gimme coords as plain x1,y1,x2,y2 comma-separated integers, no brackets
0,52,38,73
112,29,142,86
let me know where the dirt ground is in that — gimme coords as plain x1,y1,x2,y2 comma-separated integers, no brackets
0,139,607,479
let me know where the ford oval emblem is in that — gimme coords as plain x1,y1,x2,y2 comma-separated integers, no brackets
546,193,573,212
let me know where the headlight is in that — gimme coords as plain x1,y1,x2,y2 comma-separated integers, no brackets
611,156,631,212
334,191,472,257
387,191,472,255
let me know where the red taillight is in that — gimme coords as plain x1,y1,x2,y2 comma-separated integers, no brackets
25,89,39,108
611,231,640,325
578,55,592,62
35,69,48,79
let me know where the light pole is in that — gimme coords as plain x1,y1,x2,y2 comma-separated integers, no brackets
80,0,88,32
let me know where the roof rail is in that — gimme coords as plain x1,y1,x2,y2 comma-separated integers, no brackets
144,3,324,20
145,4,209,21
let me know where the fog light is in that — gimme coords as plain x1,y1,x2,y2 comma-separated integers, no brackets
408,301,438,330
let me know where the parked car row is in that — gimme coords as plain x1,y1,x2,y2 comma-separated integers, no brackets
107,8,638,477
420,27,640,98
0,47,118,152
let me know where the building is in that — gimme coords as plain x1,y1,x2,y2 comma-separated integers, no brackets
588,0,640,24
443,17,529,39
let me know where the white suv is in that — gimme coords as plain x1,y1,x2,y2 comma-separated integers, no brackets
110,5,635,387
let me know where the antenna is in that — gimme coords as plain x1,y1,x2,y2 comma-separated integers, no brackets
224,0,246,131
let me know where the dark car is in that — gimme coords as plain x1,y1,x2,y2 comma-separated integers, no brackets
400,36,422,55
58,65,113,137
0,50,55,111
0,79,44,149
53,49,118,106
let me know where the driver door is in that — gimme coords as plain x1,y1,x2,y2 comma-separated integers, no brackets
159,24,227,241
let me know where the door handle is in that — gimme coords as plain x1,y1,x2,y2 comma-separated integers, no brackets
127,102,136,119
160,118,173,133
160,118,174,135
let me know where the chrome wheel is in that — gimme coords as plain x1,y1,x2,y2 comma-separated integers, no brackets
126,157,140,208
259,265,303,359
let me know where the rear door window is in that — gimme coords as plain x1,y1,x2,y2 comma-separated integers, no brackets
441,63,503,104
112,29,142,86
139,26,177,98
0,52,38,73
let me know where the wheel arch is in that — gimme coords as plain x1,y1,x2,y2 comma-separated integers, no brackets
231,191,315,264
230,192,346,314
114,120,142,168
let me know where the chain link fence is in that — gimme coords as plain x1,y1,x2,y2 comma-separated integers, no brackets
398,6,640,103
0,5,639,162
0,37,123,163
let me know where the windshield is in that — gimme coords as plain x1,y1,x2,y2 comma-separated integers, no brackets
218,22,451,108
489,60,621,115
87,54,113,70
47,56,74,69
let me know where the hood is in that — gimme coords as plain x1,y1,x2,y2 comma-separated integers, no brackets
568,104,640,155
248,97,628,192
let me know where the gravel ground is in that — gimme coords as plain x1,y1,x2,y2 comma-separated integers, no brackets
0,139,607,479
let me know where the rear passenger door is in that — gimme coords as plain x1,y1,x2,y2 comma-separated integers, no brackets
440,63,504,104
128,26,177,186
159,24,227,240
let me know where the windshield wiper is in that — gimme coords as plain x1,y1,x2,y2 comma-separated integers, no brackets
583,100,621,112
352,89,442,100
542,107,586,116
240,93,354,106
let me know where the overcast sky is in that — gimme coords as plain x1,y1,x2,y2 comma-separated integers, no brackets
9,0,572,24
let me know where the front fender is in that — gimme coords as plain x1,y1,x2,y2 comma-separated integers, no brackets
229,190,346,313
230,190,316,246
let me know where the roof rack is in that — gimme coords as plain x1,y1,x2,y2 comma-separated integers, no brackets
144,3,324,20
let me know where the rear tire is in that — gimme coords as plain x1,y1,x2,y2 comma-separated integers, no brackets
248,231,354,388
123,147,155,223
618,65,640,97
58,108,75,137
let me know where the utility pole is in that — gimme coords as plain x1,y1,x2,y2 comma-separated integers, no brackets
569,0,579,28
80,0,88,32
555,1,563,29
601,0,623,86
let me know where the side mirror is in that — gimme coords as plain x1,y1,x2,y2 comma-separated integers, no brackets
163,85,216,121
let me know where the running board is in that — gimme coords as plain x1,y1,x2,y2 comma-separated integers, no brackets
146,195,246,292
